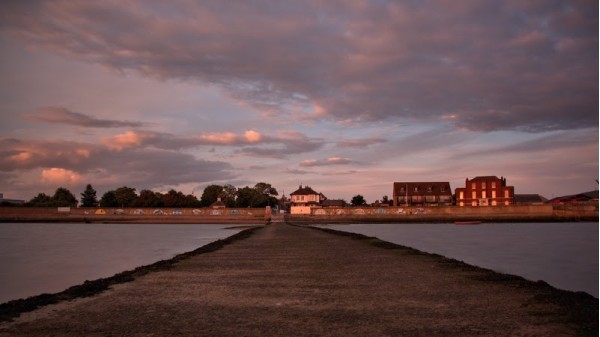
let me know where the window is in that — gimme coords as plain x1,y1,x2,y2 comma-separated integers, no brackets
471,182,476,189
472,191,476,199
482,182,486,189
482,191,487,198
492,191,496,198
459,191,464,199
425,195,435,202
400,187,405,192
427,186,433,192
504,190,509,197
414,186,419,192
491,182,496,188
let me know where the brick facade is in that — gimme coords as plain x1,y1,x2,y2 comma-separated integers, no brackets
455,176,514,206
392,182,452,207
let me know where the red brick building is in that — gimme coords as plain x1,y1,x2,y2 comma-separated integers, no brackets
455,176,514,206
392,182,452,207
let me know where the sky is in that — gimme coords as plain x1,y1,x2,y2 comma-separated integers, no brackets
0,0,597,203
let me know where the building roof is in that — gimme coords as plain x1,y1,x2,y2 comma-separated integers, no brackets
393,182,452,196
290,185,320,196
550,190,599,203
470,176,501,181
514,194,548,204
210,198,226,208
321,199,346,207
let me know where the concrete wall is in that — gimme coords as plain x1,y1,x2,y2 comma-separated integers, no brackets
291,206,312,215
287,204,598,223
0,207,270,224
301,205,554,217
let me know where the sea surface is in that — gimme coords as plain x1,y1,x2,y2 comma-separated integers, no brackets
320,222,598,297
0,223,244,303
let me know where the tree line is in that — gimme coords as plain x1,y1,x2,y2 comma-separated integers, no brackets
23,182,280,208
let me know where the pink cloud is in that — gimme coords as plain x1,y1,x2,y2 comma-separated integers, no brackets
40,167,81,185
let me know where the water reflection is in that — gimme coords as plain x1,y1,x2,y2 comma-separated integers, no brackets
323,222,598,297
0,223,241,303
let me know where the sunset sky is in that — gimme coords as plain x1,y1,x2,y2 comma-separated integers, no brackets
0,0,597,203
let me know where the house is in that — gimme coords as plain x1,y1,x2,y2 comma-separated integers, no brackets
392,182,452,207
289,185,325,215
455,176,514,206
290,185,323,206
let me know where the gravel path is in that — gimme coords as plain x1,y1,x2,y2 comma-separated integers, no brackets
1,223,597,336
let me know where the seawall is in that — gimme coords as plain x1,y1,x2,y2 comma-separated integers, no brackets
0,207,269,224
0,203,597,224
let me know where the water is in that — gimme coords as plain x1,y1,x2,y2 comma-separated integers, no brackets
0,223,244,303
321,222,598,298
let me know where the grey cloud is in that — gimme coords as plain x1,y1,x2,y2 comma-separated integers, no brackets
24,106,144,128
0,137,235,197
100,130,323,157
335,138,387,148
1,1,597,132
299,157,354,167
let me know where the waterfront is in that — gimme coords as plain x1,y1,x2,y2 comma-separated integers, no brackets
0,223,243,303
321,222,598,297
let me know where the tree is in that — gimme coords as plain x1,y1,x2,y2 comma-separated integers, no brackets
235,183,279,208
114,186,138,208
27,193,53,207
221,184,237,207
99,190,118,207
135,189,163,207
253,182,278,197
253,182,279,207
381,195,389,205
200,185,223,207
52,187,78,207
163,189,186,207
351,194,367,206
80,184,99,207
235,186,256,208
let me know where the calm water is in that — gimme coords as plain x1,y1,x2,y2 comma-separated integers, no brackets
0,223,244,303
322,222,598,297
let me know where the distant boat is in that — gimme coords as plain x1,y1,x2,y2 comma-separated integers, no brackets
454,221,482,225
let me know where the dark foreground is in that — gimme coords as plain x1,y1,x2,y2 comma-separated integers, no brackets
1,224,597,336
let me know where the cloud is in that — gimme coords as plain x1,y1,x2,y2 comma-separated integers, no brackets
100,129,322,157
24,106,143,128
1,1,596,132
300,157,353,167
336,138,387,148
40,167,81,185
0,137,235,198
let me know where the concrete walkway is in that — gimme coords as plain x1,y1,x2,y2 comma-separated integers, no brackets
1,224,597,336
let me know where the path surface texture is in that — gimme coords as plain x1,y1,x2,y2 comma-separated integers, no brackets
1,223,597,336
